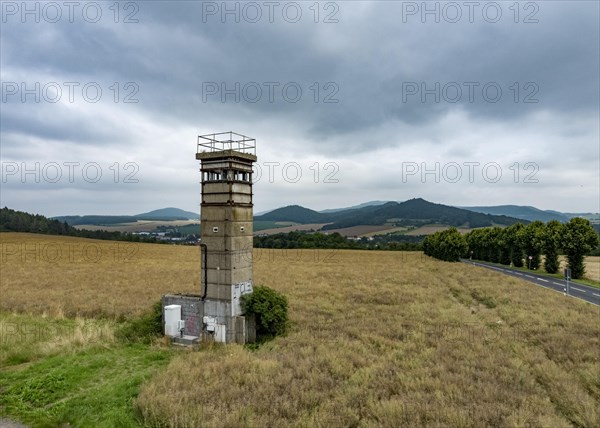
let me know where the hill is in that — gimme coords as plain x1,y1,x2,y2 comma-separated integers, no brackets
51,215,139,226
319,200,391,213
459,205,570,222
254,205,330,223
52,207,199,226
1,207,161,243
135,207,198,220
1,207,71,234
255,199,524,230
321,198,523,230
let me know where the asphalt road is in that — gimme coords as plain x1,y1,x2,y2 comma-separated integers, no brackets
462,260,600,307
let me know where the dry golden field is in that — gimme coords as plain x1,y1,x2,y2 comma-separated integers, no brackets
585,256,600,282
1,233,599,427
73,220,200,233
255,223,328,235
562,255,599,282
0,233,199,317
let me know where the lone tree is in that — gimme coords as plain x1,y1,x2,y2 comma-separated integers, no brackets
562,218,599,279
543,220,564,274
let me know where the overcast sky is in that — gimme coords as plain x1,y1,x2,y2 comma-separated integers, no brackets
1,1,598,216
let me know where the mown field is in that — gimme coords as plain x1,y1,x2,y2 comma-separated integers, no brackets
1,233,599,427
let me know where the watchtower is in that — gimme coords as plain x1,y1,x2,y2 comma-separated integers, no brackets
196,131,257,343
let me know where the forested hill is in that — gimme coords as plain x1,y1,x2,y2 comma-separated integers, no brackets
1,207,70,235
256,198,525,229
254,205,329,223
135,207,198,220
322,198,524,229
459,205,571,222
53,207,198,226
0,207,158,242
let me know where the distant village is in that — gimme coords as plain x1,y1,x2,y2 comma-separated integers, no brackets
132,227,200,244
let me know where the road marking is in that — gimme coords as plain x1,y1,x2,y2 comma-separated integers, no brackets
463,260,599,306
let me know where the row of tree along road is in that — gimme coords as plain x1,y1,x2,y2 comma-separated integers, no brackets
423,218,599,280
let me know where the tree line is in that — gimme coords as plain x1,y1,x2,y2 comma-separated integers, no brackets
423,218,599,279
0,207,163,243
254,231,423,251
3,207,425,250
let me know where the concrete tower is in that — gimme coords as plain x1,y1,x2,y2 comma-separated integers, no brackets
196,132,257,343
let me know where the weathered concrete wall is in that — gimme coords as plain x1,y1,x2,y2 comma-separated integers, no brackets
185,148,257,344
201,205,253,222
162,294,203,337
162,294,254,343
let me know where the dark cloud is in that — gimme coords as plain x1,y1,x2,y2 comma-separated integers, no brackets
1,1,598,214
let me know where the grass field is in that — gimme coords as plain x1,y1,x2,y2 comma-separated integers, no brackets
405,225,474,236
255,223,328,235
253,221,299,232
320,225,399,237
74,220,200,233
0,233,199,317
0,313,171,427
362,226,412,237
1,233,599,427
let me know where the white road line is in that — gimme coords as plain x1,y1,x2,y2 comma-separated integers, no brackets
464,261,599,306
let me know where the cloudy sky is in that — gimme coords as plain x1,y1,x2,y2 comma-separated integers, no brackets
1,1,598,216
